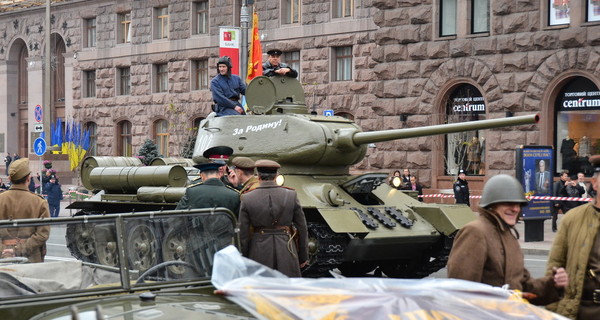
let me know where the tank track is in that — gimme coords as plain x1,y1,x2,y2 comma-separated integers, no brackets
302,222,348,278
411,235,454,278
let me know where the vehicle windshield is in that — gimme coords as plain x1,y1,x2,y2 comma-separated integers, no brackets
0,208,238,303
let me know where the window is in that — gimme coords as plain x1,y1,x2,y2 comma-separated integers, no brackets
549,0,570,26
193,1,209,34
554,77,600,176
192,59,209,90
333,46,352,81
587,0,600,22
283,0,301,24
84,70,96,98
440,0,457,36
332,0,353,18
154,119,169,157
155,63,168,93
471,0,489,33
118,120,132,156
283,51,300,78
154,7,169,39
85,122,97,156
118,12,132,44
118,67,131,96
84,17,96,48
444,84,486,176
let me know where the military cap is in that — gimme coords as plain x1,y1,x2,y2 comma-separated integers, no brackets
255,159,281,173
590,155,600,172
458,169,466,175
266,49,283,56
9,158,31,181
203,146,234,165
193,162,223,172
231,157,255,170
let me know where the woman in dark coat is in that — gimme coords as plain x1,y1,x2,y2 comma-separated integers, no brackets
447,175,568,305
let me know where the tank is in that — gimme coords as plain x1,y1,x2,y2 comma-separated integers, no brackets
66,76,539,278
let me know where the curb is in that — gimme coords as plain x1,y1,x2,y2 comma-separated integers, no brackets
521,248,550,256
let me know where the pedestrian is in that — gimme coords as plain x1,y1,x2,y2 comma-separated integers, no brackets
447,174,568,305
44,176,63,218
176,162,240,215
453,169,470,206
401,175,424,202
229,157,259,194
210,56,246,116
0,158,50,263
401,168,412,188
28,175,36,193
545,155,600,320
13,153,20,161
558,174,585,212
4,153,12,176
262,49,298,78
0,177,8,192
552,170,569,232
577,172,590,199
238,160,308,277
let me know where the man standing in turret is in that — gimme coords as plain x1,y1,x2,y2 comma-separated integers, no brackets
262,49,298,78
210,56,246,116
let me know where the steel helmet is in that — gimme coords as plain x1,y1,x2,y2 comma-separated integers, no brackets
479,174,528,208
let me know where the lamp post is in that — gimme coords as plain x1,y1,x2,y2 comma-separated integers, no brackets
240,0,250,81
44,0,51,148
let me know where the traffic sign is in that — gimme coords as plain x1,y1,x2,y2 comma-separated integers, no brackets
34,137,47,156
34,124,43,132
34,105,43,123
323,109,334,116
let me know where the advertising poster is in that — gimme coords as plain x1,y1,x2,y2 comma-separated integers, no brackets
589,0,600,22
219,27,240,75
516,146,554,220
549,0,570,26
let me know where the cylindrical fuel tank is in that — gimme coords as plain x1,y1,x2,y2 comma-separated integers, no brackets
150,157,196,167
81,156,143,190
88,165,188,193
137,186,187,203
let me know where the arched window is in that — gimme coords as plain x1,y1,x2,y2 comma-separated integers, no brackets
444,84,486,176
84,122,97,156
554,77,600,176
117,120,132,156
154,119,169,156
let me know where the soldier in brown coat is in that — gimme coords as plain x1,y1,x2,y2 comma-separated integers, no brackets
238,160,308,277
0,158,50,263
448,174,568,305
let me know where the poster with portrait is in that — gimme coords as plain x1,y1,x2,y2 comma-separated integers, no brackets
549,0,570,26
516,146,554,220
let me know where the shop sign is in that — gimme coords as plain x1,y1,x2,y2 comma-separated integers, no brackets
559,90,600,111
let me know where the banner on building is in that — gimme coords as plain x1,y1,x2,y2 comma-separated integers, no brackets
219,27,241,75
516,146,554,220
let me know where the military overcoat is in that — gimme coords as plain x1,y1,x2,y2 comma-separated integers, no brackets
239,181,308,277
176,178,240,216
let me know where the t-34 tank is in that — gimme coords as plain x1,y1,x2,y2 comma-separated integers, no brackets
193,76,540,278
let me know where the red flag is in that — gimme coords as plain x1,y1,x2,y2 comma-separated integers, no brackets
246,11,263,83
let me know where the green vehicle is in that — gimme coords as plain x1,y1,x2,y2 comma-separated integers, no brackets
65,76,539,278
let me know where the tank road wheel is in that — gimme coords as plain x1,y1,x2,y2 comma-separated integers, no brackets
127,223,159,273
301,222,348,278
65,222,96,262
96,239,119,267
161,229,189,277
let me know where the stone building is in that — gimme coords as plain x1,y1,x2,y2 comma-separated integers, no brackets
0,0,599,201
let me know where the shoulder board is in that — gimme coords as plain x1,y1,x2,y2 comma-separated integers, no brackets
187,182,203,188
36,194,45,199
226,185,241,194
191,176,201,182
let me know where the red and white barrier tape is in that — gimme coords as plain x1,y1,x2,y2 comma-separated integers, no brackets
419,194,593,202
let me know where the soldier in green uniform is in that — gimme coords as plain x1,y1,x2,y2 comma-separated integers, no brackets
0,158,50,263
230,156,259,194
176,162,240,216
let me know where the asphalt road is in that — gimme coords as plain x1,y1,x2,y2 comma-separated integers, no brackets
428,253,550,279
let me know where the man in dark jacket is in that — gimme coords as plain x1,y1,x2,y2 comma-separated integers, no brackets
210,56,246,116
239,160,308,277
44,176,63,218
262,49,298,78
453,169,470,206
4,153,12,176
558,174,585,213
551,170,569,232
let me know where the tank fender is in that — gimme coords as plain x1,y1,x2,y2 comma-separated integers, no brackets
411,205,477,236
317,208,370,233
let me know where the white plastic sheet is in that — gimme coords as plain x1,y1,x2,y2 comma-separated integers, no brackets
212,246,567,320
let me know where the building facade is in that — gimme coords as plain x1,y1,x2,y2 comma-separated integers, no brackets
0,0,599,197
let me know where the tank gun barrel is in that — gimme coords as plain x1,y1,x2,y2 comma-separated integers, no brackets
351,113,539,146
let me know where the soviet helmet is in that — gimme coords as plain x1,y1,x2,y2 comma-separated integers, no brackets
479,174,528,208
216,56,232,69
